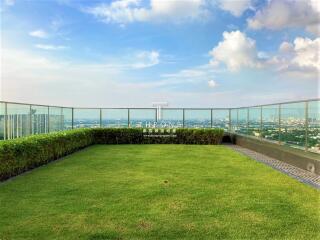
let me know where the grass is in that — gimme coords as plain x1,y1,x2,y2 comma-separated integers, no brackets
0,145,319,240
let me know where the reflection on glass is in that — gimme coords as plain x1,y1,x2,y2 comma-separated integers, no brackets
184,109,211,128
212,109,229,130
237,108,248,134
49,107,64,132
62,108,73,130
308,101,319,153
230,109,238,132
73,109,100,128
280,102,306,148
158,109,183,128
262,105,279,142
31,105,48,134
0,103,5,140
129,109,156,128
248,107,261,137
6,103,31,139
102,109,128,128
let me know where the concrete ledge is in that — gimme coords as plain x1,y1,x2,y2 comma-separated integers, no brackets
227,134,320,175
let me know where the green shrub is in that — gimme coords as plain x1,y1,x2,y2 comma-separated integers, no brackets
93,128,144,144
176,129,224,144
0,128,224,181
0,129,95,181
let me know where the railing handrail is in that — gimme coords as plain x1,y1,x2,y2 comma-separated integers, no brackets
0,98,319,110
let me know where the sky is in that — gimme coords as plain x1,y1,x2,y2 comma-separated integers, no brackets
0,0,319,108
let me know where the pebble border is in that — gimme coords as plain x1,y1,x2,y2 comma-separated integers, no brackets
225,144,320,189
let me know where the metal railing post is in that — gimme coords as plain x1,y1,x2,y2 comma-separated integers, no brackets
305,101,308,151
260,106,263,139
71,108,74,129
228,109,231,132
127,108,130,128
100,108,102,128
210,109,213,128
278,104,281,144
47,106,50,133
4,102,7,140
155,108,158,122
247,108,249,135
29,105,32,136
182,108,185,128
236,109,239,132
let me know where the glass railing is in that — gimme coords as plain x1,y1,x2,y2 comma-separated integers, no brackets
0,99,319,153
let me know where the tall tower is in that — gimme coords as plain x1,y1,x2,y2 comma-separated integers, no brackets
152,102,168,121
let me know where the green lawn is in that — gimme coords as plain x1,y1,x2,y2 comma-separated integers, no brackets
0,145,319,240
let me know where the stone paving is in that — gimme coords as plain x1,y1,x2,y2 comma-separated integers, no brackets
225,144,320,189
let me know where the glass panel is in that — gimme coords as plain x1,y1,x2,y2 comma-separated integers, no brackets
49,107,63,132
6,103,31,139
308,100,319,153
31,105,48,135
280,102,306,148
0,103,5,140
230,109,238,132
262,104,279,142
248,107,261,137
73,108,100,128
102,109,128,128
236,108,248,134
62,108,73,130
129,109,156,128
157,109,183,128
212,109,229,131
184,109,211,128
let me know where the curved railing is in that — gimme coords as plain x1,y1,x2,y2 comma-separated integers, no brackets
0,99,319,153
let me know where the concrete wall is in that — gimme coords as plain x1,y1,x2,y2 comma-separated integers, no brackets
228,134,320,175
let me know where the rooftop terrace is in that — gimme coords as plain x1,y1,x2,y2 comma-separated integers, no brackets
0,99,319,239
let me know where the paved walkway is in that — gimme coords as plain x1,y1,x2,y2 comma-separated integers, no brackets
225,144,320,189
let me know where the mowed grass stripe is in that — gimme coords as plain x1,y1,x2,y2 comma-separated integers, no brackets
0,145,319,240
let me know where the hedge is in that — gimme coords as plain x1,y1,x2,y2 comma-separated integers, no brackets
0,128,224,181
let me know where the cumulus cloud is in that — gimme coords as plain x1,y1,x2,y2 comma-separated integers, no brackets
85,0,208,25
34,44,67,50
132,50,160,69
209,30,261,71
208,30,319,80
29,30,48,38
247,0,320,35
217,0,251,17
270,37,320,79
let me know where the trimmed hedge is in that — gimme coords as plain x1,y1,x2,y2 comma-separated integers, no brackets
0,129,95,181
0,128,224,181
94,128,144,144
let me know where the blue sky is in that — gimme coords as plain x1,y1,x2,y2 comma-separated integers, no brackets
1,0,319,107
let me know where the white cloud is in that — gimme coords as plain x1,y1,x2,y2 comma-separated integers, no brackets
85,0,208,25
279,41,294,53
34,44,67,50
247,0,320,35
208,80,216,88
270,37,320,79
29,30,48,39
218,0,251,17
209,30,261,71
160,63,220,89
2,47,317,107
132,50,160,69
